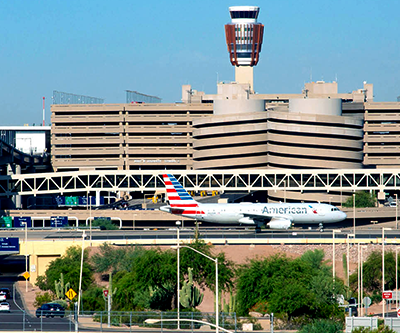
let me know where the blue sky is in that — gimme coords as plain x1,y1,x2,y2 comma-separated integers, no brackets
1,0,399,125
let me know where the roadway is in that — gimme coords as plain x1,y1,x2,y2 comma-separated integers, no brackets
1,227,399,244
0,270,72,331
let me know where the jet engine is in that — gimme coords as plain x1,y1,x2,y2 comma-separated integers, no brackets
267,219,292,230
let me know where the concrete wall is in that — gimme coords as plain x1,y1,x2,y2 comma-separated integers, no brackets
289,98,342,116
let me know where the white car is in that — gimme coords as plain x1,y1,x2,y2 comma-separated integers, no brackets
0,294,6,302
0,302,10,312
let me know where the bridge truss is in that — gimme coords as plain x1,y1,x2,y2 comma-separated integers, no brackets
0,169,400,197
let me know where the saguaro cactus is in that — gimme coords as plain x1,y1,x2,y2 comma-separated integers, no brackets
55,273,70,300
222,291,237,313
102,272,117,304
180,267,204,309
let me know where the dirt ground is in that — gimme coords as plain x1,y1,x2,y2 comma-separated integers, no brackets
18,243,391,317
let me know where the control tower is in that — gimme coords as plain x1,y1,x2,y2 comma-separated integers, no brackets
225,6,264,91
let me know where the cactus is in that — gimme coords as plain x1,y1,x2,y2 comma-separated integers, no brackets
343,253,348,285
221,291,237,314
103,272,117,305
180,267,204,309
55,273,70,300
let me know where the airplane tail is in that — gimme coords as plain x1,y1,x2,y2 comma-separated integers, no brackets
162,174,202,214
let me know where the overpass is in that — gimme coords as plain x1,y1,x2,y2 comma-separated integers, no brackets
0,137,50,168
0,168,399,197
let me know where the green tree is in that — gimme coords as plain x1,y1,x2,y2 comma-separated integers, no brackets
343,191,377,208
91,243,143,273
92,218,118,230
236,251,345,321
111,248,177,311
179,238,235,293
36,246,93,295
350,250,398,298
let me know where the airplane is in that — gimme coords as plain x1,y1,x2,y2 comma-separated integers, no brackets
160,174,347,230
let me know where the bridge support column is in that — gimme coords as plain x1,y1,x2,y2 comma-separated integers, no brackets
96,191,101,207
7,164,21,208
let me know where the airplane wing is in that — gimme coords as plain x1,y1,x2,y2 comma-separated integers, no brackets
241,213,292,229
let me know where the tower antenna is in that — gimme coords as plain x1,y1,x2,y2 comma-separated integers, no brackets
42,97,45,126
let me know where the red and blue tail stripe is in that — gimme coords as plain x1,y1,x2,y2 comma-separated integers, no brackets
162,174,204,215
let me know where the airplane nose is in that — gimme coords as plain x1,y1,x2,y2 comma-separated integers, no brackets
341,212,347,219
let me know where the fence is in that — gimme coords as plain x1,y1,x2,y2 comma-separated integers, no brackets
0,310,240,332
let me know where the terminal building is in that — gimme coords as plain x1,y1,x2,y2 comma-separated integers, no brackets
48,6,400,204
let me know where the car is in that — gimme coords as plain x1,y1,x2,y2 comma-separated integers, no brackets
389,201,397,207
36,303,65,318
0,288,11,299
0,294,6,302
0,302,10,312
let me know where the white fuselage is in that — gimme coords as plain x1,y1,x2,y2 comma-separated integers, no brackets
178,202,346,225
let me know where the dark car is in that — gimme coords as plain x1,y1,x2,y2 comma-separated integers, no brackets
0,288,10,299
36,303,65,318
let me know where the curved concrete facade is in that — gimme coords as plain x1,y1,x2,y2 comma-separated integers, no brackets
289,98,342,116
193,109,363,171
214,99,265,115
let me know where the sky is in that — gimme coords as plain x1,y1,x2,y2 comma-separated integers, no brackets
1,0,399,126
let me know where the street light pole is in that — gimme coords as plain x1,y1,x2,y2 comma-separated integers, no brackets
77,231,86,317
25,221,28,292
395,193,398,230
332,230,341,285
382,227,392,318
283,180,286,203
171,244,219,333
357,242,361,316
396,246,399,311
89,195,92,245
176,221,181,329
353,193,356,236
361,245,367,316
347,233,355,287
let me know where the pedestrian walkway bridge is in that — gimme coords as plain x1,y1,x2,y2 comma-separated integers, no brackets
0,168,399,196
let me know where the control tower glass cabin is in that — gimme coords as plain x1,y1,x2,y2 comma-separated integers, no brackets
225,6,264,66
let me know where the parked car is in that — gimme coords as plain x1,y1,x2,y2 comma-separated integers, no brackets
0,288,10,299
0,294,6,302
0,302,10,312
36,303,65,318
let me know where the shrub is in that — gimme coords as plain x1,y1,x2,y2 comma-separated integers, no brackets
298,319,343,333
33,291,55,308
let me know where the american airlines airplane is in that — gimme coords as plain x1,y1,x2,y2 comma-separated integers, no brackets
160,174,347,230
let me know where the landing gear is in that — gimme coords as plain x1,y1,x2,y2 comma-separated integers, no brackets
318,222,324,232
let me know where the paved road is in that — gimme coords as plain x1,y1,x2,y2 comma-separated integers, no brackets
0,275,73,331
1,227,400,244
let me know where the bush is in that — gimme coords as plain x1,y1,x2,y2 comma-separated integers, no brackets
50,299,69,309
33,291,55,308
352,325,396,333
92,218,119,230
298,319,343,333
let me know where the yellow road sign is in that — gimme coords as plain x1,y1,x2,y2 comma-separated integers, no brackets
22,272,30,280
65,288,77,300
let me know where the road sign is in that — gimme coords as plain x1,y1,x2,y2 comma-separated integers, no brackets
363,297,372,307
13,216,32,228
0,216,12,228
103,289,109,297
65,288,77,300
397,308,400,318
50,216,68,228
383,292,393,299
22,272,30,280
0,238,19,252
